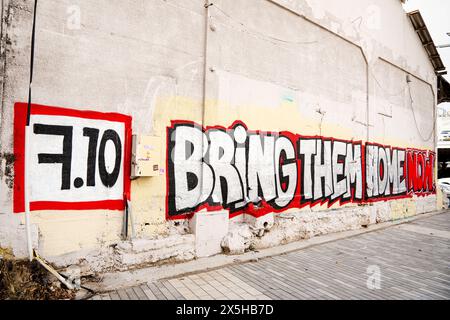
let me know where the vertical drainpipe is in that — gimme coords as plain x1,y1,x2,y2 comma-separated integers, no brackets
24,130,33,262
202,0,210,127
358,48,370,207
25,0,39,262
199,0,211,205
433,79,438,207
361,51,370,207
366,57,370,144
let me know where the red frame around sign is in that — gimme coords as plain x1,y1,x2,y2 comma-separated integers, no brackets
13,102,132,213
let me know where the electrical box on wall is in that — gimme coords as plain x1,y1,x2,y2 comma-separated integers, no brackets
131,135,162,177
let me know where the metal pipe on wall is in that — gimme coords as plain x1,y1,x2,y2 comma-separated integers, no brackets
24,0,38,262
198,0,212,207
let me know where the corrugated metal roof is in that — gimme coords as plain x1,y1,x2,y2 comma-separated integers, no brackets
408,10,446,73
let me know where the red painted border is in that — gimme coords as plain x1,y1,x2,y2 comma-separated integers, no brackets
30,200,125,211
165,120,437,221
13,102,132,213
165,120,368,220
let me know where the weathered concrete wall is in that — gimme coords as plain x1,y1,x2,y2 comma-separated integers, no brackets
0,0,440,272
1,0,207,260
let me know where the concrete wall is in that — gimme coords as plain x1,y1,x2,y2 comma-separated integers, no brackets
0,0,441,271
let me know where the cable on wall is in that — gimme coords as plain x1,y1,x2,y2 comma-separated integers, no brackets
26,0,38,126
212,4,319,47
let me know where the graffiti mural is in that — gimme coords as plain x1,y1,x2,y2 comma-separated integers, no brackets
166,121,436,219
13,103,132,213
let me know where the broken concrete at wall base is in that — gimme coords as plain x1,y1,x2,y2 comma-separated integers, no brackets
45,234,196,275
221,224,254,255
38,195,437,278
113,234,196,271
93,209,450,293
220,213,276,255
222,196,437,254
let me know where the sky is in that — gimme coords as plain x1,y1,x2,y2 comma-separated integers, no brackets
403,0,450,112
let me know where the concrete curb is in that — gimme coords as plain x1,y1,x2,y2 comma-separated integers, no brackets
84,209,448,293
